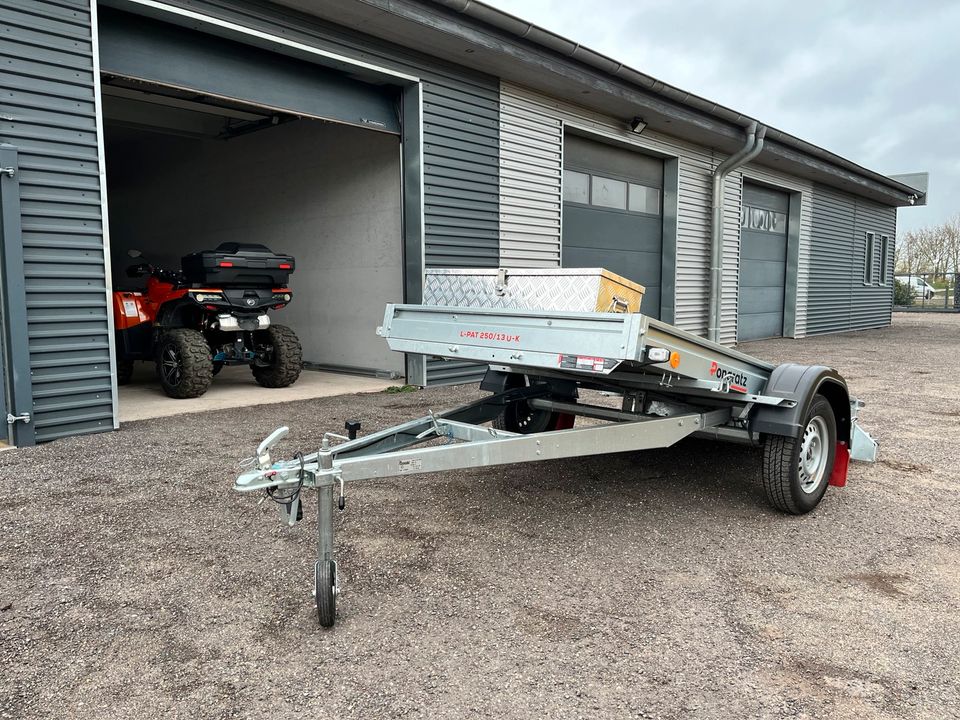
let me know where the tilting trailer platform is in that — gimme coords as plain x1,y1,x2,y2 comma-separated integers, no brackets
234,303,877,627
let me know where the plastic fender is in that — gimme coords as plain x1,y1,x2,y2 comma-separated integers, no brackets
112,291,149,331
154,296,203,330
750,363,851,443
479,368,513,394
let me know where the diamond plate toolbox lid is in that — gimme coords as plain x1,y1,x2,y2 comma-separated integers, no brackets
423,268,645,313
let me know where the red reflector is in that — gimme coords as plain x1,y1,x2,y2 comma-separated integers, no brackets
829,441,850,487
279,263,291,269
219,261,234,268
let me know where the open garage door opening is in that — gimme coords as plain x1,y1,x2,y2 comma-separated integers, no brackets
101,79,405,419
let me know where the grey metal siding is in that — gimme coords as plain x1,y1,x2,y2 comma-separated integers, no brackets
122,0,499,385
498,83,562,267
0,0,115,442
808,183,896,335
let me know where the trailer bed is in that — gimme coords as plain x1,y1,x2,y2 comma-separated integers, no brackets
379,304,774,396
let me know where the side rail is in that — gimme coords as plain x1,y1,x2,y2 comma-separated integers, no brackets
378,303,646,374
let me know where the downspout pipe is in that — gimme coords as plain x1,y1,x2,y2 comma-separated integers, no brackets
707,122,766,343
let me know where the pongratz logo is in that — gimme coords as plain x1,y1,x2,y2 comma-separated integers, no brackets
710,361,748,388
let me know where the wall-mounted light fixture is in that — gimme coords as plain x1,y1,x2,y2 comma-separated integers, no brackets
630,116,647,134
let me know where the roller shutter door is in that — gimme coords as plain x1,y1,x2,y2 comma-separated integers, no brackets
738,183,789,341
561,134,663,317
97,8,400,134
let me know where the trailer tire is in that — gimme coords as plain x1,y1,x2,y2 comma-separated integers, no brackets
252,324,302,388
315,560,337,628
155,329,213,399
762,394,837,514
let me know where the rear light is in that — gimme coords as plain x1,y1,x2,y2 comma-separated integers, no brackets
219,261,234,268
279,263,291,269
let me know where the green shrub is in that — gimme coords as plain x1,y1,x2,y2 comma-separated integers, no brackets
894,279,914,306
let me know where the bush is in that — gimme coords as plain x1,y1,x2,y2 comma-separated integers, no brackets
894,279,915,306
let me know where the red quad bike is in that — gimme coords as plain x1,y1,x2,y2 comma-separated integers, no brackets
113,243,303,399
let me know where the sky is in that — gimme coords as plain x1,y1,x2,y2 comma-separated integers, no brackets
484,0,959,234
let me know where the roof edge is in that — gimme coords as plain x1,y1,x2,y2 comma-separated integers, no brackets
429,0,924,206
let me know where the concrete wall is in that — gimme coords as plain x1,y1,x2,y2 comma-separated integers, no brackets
105,119,404,374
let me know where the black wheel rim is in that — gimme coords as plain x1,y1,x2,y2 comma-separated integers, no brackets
160,345,183,386
509,401,539,430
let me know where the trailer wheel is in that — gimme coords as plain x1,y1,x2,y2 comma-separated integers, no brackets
252,324,302,388
315,560,337,627
155,329,213,399
762,394,837,514
492,374,570,433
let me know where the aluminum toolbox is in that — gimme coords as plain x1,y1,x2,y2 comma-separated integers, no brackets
423,268,645,313
181,243,294,287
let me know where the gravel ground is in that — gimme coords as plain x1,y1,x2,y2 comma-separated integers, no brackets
1,313,959,720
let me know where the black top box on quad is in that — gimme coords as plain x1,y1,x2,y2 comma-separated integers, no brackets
181,242,296,287
113,242,303,399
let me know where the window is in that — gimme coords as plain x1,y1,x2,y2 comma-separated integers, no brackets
741,206,788,233
864,232,876,284
629,183,660,214
880,235,890,284
563,170,590,204
563,170,661,216
591,175,627,210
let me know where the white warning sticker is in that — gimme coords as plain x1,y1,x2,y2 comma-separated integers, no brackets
398,458,422,473
122,300,139,317
575,355,606,372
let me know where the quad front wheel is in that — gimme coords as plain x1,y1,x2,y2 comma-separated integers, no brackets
155,328,214,399
252,324,302,388
761,394,837,514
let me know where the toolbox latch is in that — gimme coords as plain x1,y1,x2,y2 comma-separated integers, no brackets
495,268,508,296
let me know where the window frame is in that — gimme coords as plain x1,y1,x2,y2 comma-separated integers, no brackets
879,234,890,285
864,232,876,285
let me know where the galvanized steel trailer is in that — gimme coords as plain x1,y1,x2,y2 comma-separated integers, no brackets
233,303,877,626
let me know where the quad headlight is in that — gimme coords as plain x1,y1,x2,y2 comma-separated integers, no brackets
272,293,292,302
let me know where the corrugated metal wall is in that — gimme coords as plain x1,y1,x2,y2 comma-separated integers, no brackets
137,0,500,385
0,0,116,442
807,184,896,334
498,84,562,267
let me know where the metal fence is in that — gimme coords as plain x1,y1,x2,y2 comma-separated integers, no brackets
894,272,960,311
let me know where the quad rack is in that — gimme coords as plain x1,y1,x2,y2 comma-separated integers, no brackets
234,303,877,627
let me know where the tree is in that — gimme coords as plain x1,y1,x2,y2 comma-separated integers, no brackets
896,216,960,280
